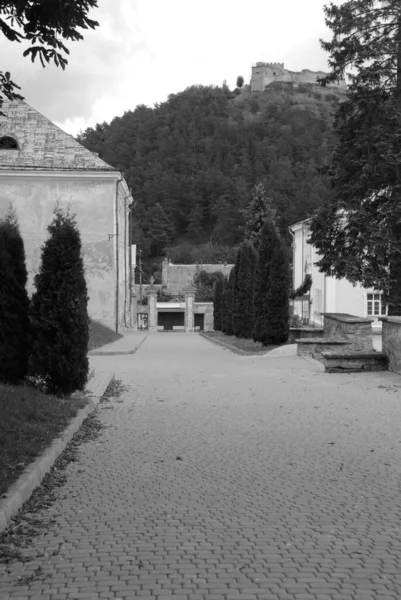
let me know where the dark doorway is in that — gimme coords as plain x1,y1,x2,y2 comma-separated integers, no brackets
158,311,185,331
194,314,205,331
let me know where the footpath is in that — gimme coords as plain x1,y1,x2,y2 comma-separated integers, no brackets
1,333,401,600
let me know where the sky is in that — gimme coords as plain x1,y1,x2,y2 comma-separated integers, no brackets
1,0,337,136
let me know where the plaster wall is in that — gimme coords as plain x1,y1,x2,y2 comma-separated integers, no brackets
0,174,129,331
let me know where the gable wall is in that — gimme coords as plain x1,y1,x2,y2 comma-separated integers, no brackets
0,174,129,331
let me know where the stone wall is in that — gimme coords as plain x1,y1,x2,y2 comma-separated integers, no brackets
194,302,214,332
381,317,401,375
250,63,346,92
323,313,373,352
162,260,234,296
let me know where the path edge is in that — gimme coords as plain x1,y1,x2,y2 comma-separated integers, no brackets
199,332,270,356
89,333,148,356
0,370,114,534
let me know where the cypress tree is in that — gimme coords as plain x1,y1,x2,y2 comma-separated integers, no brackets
213,273,224,331
231,247,242,336
222,269,235,336
263,242,290,345
254,220,280,344
232,240,258,338
0,206,30,383
30,206,89,395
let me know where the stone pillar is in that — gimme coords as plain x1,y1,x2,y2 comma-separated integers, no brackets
381,316,401,374
146,284,158,332
184,285,196,333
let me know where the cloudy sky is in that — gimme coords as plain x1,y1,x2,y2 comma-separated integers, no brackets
1,0,337,136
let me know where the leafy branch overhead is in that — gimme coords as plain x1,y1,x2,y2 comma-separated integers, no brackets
0,0,99,110
309,0,401,313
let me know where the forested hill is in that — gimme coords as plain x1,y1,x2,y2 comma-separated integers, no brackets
77,82,344,273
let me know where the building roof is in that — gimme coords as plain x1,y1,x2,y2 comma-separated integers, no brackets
289,217,312,232
0,100,116,172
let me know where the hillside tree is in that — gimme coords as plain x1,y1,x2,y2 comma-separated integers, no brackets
310,0,401,314
0,0,99,111
242,183,277,250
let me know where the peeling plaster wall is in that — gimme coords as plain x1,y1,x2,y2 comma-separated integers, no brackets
162,261,234,296
0,174,129,331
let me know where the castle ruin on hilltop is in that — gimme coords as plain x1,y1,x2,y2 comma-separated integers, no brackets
250,62,346,92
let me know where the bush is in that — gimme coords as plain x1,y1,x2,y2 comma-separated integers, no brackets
30,206,89,395
0,207,30,383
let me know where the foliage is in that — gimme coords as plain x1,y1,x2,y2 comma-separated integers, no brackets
213,275,224,331
221,270,235,336
290,273,312,299
0,206,30,383
0,0,99,111
77,84,344,274
192,268,223,302
263,241,290,344
254,220,281,344
30,206,89,395
310,0,401,313
167,242,237,265
236,75,244,89
231,248,242,336
231,240,258,338
242,182,277,249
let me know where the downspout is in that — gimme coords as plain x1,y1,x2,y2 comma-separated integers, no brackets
115,177,123,333
288,225,295,289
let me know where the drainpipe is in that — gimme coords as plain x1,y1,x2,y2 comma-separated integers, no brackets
288,225,295,289
115,177,123,333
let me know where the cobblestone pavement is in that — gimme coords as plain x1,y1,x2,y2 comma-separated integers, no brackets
2,333,401,600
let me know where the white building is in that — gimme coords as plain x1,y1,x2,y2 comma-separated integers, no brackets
289,218,386,330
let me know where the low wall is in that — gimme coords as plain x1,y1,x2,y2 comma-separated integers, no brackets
323,313,373,352
381,317,401,375
288,327,323,344
296,338,350,360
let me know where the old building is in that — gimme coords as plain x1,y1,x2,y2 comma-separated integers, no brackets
0,100,133,332
289,218,386,330
250,62,346,92
161,258,234,296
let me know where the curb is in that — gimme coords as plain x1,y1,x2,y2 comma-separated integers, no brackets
300,354,325,371
88,333,148,356
200,332,273,356
0,370,114,533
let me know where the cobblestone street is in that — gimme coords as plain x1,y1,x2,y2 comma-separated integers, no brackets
2,333,401,600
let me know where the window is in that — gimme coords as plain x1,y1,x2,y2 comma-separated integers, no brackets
0,136,19,149
367,293,386,317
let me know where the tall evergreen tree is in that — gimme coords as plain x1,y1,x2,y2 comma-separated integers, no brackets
242,183,277,250
30,206,89,395
231,247,242,336
213,274,224,331
221,270,235,336
263,242,290,345
254,220,281,344
310,0,401,314
231,240,258,338
0,206,30,383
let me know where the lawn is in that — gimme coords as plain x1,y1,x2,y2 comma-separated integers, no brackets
0,320,120,498
202,331,279,355
0,384,87,497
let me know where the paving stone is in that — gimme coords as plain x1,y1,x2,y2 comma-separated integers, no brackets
1,335,401,599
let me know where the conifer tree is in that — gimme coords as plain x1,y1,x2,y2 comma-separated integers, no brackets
242,183,277,250
30,206,89,395
0,206,30,383
221,270,235,336
231,240,258,338
254,219,280,344
263,242,290,345
231,247,242,336
213,274,224,331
